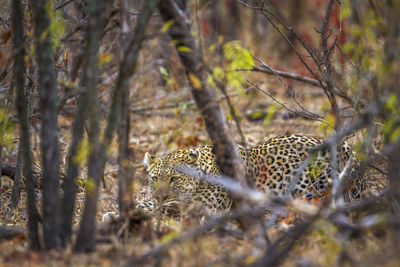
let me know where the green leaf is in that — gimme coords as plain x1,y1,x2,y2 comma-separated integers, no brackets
249,110,266,120
341,0,352,19
223,41,254,93
318,114,336,135
45,0,66,49
160,230,179,244
177,46,192,53
263,104,279,126
159,66,169,77
161,19,174,33
342,42,355,53
98,52,113,67
188,73,202,89
212,67,225,82
385,93,398,114
207,74,216,88
390,127,400,143
58,79,77,89
84,178,97,194
209,44,216,52
73,138,89,165
0,109,14,149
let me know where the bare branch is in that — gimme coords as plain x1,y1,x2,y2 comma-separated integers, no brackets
320,0,340,129
235,65,354,103
258,3,324,84
254,57,324,119
247,80,325,122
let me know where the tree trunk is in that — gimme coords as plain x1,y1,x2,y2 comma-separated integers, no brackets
117,0,135,218
61,0,110,247
12,0,41,250
60,80,87,245
74,0,159,252
72,0,109,252
158,0,246,185
117,88,134,217
380,0,400,255
0,226,25,241
29,0,61,249
9,147,22,210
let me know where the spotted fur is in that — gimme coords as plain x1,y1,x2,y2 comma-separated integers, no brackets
139,135,360,214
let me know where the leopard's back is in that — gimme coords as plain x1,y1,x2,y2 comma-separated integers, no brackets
242,135,358,200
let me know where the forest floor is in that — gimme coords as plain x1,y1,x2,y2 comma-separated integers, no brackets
0,81,394,266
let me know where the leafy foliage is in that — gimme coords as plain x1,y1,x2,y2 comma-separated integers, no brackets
0,108,14,149
384,94,400,142
1,0,398,266
206,41,254,94
263,103,279,126
73,138,89,165
45,0,65,49
223,41,253,94
161,19,174,33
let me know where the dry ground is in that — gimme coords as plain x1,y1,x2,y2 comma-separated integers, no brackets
0,81,393,266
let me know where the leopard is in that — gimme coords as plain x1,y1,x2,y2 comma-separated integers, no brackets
139,134,363,215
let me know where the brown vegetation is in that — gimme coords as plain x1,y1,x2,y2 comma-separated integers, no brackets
0,0,399,266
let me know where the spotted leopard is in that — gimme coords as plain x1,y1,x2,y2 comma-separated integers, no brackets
139,135,362,214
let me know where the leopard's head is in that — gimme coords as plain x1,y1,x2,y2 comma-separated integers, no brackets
143,148,201,206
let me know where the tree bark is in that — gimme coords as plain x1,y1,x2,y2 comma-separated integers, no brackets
12,0,41,250
0,226,25,241
383,0,400,254
74,0,159,252
29,0,61,249
72,0,109,252
9,148,22,210
117,87,134,217
117,0,134,218
61,0,110,247
158,0,246,185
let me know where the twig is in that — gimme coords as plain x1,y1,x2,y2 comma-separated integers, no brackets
129,87,251,113
126,207,266,266
55,0,76,10
235,66,354,103
254,57,324,119
368,163,389,176
209,71,247,146
320,0,340,129
0,226,25,240
335,43,360,71
132,110,380,265
311,104,377,152
247,80,325,122
253,141,362,267
175,165,269,203
258,4,324,85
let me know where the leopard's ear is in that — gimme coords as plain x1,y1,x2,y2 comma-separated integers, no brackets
187,149,200,163
143,152,155,169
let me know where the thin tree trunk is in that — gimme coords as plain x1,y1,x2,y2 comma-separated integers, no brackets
0,151,2,207
117,0,134,217
73,0,109,252
9,147,22,210
383,0,400,254
29,0,61,249
60,0,110,246
12,0,41,250
158,0,246,185
74,0,159,252
60,82,87,245
117,87,133,216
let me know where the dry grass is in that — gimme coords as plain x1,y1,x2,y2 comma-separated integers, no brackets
1,81,395,266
